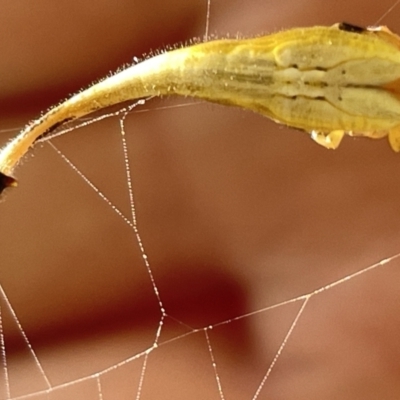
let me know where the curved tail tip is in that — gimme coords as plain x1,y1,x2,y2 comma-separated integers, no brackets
0,171,18,195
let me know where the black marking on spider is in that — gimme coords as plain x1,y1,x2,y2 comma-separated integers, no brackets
338,22,366,34
0,172,17,196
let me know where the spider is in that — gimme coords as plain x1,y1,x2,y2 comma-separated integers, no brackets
2,22,400,195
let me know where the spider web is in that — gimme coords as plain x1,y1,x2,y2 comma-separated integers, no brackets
2,1,400,399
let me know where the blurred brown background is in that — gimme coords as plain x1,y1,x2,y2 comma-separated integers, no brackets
1,1,400,399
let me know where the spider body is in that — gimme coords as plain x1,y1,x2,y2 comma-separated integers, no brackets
2,23,400,194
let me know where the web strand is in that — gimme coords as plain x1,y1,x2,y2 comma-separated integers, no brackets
252,297,310,400
119,104,165,314
204,328,225,400
374,0,400,24
0,303,10,400
0,284,51,393
204,0,211,41
95,375,103,400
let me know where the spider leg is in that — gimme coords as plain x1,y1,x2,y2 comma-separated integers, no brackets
388,127,400,152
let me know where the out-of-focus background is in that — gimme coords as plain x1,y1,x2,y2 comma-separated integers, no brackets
2,1,400,399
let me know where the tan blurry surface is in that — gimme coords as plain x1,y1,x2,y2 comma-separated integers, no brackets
1,1,400,399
